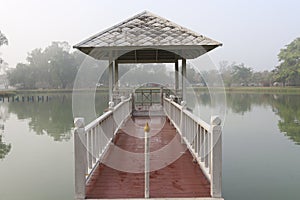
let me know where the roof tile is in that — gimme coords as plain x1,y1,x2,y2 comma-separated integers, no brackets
74,11,221,48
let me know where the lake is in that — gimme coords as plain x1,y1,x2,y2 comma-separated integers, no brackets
0,92,299,200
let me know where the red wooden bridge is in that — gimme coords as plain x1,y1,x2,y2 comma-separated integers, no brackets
74,95,222,200
85,116,211,199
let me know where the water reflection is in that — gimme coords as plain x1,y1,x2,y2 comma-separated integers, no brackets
271,95,300,145
7,93,108,142
0,104,11,159
193,92,300,145
3,91,300,146
8,94,74,141
0,135,11,159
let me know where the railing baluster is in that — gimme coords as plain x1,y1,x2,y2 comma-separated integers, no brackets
208,130,211,174
204,130,208,168
88,130,92,170
195,123,199,155
96,124,100,158
92,127,96,164
200,126,204,162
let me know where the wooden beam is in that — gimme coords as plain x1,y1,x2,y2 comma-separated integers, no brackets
116,59,177,64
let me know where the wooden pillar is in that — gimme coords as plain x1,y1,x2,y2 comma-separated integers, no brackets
181,59,186,102
175,60,179,96
114,61,119,90
109,60,114,102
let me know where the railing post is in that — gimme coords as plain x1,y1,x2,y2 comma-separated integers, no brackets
74,118,86,200
210,116,222,198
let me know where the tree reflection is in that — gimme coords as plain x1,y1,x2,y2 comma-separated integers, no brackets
194,92,300,145
8,93,108,141
0,104,11,159
8,94,74,141
271,95,300,145
0,134,11,159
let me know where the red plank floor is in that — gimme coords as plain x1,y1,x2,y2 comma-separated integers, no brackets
85,116,211,199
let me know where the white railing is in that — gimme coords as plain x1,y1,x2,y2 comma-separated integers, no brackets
73,96,132,200
163,97,222,198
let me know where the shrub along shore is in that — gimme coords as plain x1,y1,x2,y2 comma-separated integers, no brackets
0,86,300,96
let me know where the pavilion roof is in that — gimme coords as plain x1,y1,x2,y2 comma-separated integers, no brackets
74,11,222,61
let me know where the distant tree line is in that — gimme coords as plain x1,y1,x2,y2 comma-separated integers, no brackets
208,37,300,87
4,37,300,89
7,42,85,89
217,61,274,87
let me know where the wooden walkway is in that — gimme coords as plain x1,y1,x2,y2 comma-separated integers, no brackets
85,116,211,199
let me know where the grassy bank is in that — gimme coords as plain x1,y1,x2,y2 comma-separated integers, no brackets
191,86,300,94
1,86,300,95
225,87,300,94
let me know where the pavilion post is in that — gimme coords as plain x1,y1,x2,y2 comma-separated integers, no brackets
108,60,114,102
114,61,119,90
175,60,179,97
182,59,187,102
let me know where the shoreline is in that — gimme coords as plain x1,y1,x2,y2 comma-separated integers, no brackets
0,86,300,96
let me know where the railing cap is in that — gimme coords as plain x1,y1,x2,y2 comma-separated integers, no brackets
120,96,126,102
109,101,115,110
74,117,85,128
180,100,187,107
211,116,221,126
169,95,175,101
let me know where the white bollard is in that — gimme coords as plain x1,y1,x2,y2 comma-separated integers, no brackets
144,122,150,198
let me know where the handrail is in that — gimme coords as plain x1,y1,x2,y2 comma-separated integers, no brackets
163,96,222,198
74,96,132,200
84,97,131,132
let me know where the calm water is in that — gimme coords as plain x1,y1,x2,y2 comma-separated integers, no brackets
0,92,299,200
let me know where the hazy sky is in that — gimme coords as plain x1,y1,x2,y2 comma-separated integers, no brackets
0,0,299,71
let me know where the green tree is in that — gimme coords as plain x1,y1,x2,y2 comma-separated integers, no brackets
274,37,300,86
219,61,233,87
231,63,253,86
0,30,8,64
7,41,82,89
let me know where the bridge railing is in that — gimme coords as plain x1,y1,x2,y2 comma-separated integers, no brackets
163,96,222,198
73,96,132,200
